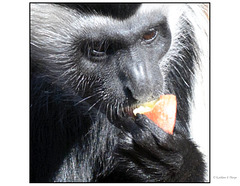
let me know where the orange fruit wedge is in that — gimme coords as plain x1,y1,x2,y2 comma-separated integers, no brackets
133,95,177,134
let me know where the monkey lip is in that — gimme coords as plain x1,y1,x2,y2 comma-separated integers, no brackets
122,106,134,118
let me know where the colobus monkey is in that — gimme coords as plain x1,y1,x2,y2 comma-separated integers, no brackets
30,3,209,182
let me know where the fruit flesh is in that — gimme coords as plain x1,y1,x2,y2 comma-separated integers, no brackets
133,95,177,134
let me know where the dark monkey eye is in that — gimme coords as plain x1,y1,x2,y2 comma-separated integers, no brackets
143,28,158,42
91,42,107,57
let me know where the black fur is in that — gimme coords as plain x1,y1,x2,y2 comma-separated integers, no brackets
30,3,206,182
61,3,141,20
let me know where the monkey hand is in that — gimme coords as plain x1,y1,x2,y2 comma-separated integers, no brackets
115,114,205,182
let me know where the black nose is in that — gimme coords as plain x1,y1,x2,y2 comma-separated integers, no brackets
124,82,151,102
123,73,163,103
118,49,164,103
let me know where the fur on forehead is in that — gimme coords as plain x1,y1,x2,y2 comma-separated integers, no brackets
31,4,183,41
31,3,207,51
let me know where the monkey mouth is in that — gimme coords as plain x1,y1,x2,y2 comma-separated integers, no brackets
123,106,135,118
123,98,158,118
125,94,177,119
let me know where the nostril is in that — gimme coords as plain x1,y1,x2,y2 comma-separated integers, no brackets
124,86,133,98
124,86,137,102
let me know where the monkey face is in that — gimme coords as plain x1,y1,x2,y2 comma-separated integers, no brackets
73,17,172,118
30,4,199,122
31,4,172,119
